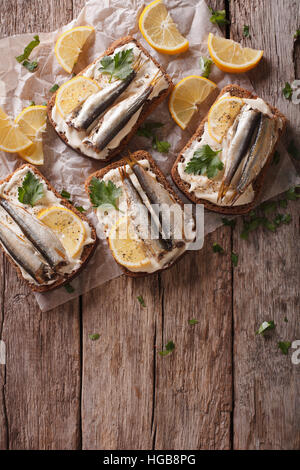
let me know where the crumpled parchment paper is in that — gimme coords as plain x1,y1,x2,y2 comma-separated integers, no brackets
0,0,298,311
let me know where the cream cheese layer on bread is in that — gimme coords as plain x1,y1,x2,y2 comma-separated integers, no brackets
93,159,196,274
0,166,94,287
51,41,169,160
177,93,283,206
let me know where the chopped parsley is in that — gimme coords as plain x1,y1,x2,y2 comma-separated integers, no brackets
29,100,36,106
159,341,175,357
22,60,38,72
199,56,213,78
212,243,224,254
75,205,86,213
137,121,171,154
89,177,122,211
286,186,300,201
208,7,229,26
61,189,71,199
152,136,170,153
278,341,291,355
16,35,40,72
283,82,292,100
64,283,75,293
231,252,238,267
256,320,275,335
243,25,250,38
49,83,59,93
18,171,44,207
89,333,100,341
185,145,224,179
188,318,198,325
137,295,146,307
294,29,300,39
222,217,236,228
99,48,134,82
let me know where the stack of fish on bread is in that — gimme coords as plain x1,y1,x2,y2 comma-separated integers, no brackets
48,36,173,161
172,85,286,215
0,165,97,292
85,151,196,276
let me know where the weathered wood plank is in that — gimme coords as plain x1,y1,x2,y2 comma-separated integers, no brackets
230,0,300,450
0,0,81,450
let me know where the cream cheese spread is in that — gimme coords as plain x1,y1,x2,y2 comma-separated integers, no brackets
51,42,169,160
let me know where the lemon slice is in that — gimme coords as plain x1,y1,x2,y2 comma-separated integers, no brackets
169,75,217,129
208,33,263,73
207,96,244,143
15,105,47,165
55,25,95,73
139,0,189,55
108,217,151,271
55,76,100,118
38,206,86,258
0,106,32,154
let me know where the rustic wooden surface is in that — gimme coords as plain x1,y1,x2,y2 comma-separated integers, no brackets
0,0,299,450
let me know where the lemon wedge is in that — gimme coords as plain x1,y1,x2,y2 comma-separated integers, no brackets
54,25,95,73
207,96,244,143
15,105,47,165
108,217,151,271
38,206,86,258
0,106,32,154
169,75,217,129
139,0,189,55
55,76,100,118
207,33,263,74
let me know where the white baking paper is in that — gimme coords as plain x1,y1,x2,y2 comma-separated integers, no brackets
0,0,298,311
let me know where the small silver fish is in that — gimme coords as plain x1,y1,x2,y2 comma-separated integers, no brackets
83,72,162,152
0,221,54,284
218,108,261,201
0,199,67,270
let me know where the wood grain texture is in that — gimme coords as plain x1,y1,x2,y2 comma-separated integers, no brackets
230,0,300,450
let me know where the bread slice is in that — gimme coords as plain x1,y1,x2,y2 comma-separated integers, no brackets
171,84,287,215
48,35,174,162
85,150,193,278
0,164,97,292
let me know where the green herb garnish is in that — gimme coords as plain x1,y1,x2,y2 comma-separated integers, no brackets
199,56,213,78
159,341,175,357
137,295,146,307
18,171,44,207
231,252,238,266
286,186,300,201
274,213,292,226
99,48,134,82
137,122,164,138
279,199,288,208
64,283,75,293
272,150,280,165
283,82,292,100
287,140,300,161
188,318,198,325
75,205,86,213
29,100,36,106
208,7,229,26
278,341,291,355
294,29,300,39
222,217,236,228
185,145,224,179
42,101,47,106
61,189,71,199
284,317,288,323
243,25,250,38
240,213,263,239
261,201,277,215
256,320,275,335
212,243,224,254
152,136,171,154
16,35,40,71
89,177,122,211
89,333,100,341
49,84,59,93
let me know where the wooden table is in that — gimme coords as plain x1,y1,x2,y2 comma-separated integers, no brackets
0,0,299,450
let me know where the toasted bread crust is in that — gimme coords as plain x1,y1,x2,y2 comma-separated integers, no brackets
85,150,190,278
171,84,287,215
0,164,98,292
47,36,174,162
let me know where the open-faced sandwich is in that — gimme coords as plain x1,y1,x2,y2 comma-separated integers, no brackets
0,165,97,292
171,85,286,215
85,151,196,277
48,35,173,161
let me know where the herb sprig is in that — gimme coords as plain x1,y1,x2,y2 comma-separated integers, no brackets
256,320,275,335
137,122,171,154
199,56,213,78
16,35,40,72
89,177,122,211
18,171,44,207
208,7,229,26
99,48,134,82
159,341,175,357
283,82,292,100
185,145,224,179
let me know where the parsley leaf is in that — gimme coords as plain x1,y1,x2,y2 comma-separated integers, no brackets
75,205,86,213
152,136,170,153
213,243,224,254
29,100,35,106
272,150,280,165
49,84,59,93
189,318,198,325
61,189,71,199
64,283,75,293
22,60,38,72
99,48,134,82
199,56,213,78
294,29,300,39
89,333,100,341
283,82,292,100
278,341,291,355
243,25,250,38
231,252,238,266
137,295,146,307
185,145,223,179
256,320,275,335
286,185,300,200
16,35,40,63
159,341,175,357
288,140,300,161
222,217,236,228
137,122,164,138
208,7,229,26
89,177,122,211
18,171,44,207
